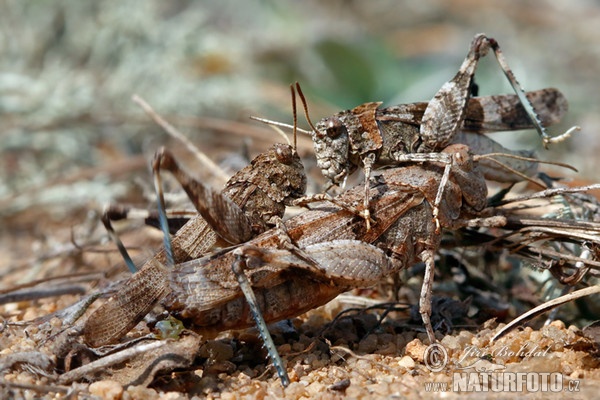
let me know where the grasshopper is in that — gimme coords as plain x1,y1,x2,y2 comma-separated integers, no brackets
83,141,307,337
37,91,300,382
0,93,309,386
303,33,578,228
82,143,493,385
309,88,567,188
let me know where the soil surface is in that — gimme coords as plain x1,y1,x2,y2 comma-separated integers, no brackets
2,1,600,399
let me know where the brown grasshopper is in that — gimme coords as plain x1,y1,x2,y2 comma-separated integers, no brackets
309,88,567,188
84,140,307,333
0,94,309,386
302,33,578,227
82,143,493,386
0,91,307,311
25,140,305,361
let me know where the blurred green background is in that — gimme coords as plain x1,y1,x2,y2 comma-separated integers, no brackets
1,0,599,268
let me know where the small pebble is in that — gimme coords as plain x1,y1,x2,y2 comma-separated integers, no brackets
404,339,426,362
328,378,351,392
550,320,566,330
89,380,123,400
398,355,415,369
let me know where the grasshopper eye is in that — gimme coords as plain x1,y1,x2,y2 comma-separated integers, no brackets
275,145,294,165
325,117,345,139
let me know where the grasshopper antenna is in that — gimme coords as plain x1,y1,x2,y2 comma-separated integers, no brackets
477,152,577,172
260,122,292,146
248,82,310,147
291,83,298,150
474,152,577,190
249,116,313,137
294,82,319,135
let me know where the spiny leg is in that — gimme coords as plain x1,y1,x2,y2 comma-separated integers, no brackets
100,204,196,273
228,239,397,387
71,181,177,345
85,155,180,345
432,161,452,234
484,37,579,146
232,248,290,387
419,249,438,344
293,193,376,228
101,205,138,273
421,33,578,152
361,153,376,231
153,152,174,267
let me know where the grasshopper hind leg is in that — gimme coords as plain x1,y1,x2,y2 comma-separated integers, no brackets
101,205,139,273
419,249,438,344
232,248,291,386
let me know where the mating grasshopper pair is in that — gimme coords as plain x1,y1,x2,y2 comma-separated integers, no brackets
85,143,492,386
26,34,585,387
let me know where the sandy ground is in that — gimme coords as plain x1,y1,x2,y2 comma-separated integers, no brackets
1,1,600,398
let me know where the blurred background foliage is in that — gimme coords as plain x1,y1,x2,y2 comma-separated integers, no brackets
1,0,599,266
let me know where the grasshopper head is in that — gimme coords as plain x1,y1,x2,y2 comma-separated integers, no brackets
313,116,351,186
244,143,307,205
225,143,307,226
270,143,307,204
